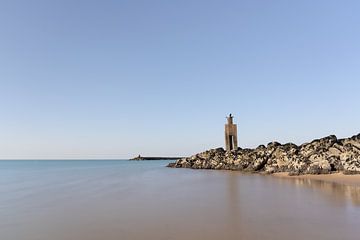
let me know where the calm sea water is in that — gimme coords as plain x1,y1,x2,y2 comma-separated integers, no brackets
0,160,360,240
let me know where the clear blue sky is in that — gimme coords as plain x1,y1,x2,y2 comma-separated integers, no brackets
1,0,359,159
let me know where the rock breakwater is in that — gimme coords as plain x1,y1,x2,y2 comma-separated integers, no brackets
168,134,360,175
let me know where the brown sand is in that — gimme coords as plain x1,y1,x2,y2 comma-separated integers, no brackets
273,172,360,187
2,161,360,240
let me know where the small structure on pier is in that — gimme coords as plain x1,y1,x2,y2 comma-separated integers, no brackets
225,114,238,151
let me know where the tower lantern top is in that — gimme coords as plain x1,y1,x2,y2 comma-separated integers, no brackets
227,113,234,124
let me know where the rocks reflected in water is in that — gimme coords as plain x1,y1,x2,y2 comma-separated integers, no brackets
276,177,360,206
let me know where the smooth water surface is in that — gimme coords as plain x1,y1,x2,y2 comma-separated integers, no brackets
0,160,359,240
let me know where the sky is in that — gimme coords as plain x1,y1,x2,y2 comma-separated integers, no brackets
0,0,360,159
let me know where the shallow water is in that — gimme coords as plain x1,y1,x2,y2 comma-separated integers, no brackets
0,160,359,240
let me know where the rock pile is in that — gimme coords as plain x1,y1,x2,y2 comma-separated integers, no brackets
168,134,360,175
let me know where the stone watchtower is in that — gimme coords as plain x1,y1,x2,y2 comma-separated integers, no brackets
225,114,238,151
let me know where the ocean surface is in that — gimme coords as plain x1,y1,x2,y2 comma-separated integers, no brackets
0,160,360,240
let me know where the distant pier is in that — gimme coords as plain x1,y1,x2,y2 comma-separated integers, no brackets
130,155,182,161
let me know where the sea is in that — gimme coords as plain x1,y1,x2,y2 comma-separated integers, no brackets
0,160,359,240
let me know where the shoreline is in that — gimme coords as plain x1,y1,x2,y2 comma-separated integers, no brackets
272,172,360,187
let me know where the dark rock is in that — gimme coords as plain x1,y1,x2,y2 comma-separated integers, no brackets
344,170,360,175
169,134,360,175
167,162,176,168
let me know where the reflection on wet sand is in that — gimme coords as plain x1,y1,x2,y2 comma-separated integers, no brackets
273,176,360,206
227,171,241,235
1,161,360,240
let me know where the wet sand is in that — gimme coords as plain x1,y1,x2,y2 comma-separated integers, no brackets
1,161,360,240
273,172,360,187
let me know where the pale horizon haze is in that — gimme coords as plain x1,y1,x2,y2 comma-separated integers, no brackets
1,0,360,159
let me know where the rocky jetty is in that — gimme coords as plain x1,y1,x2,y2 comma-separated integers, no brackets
168,134,360,175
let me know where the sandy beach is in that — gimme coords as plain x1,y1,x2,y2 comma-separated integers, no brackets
1,160,360,240
273,172,360,187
